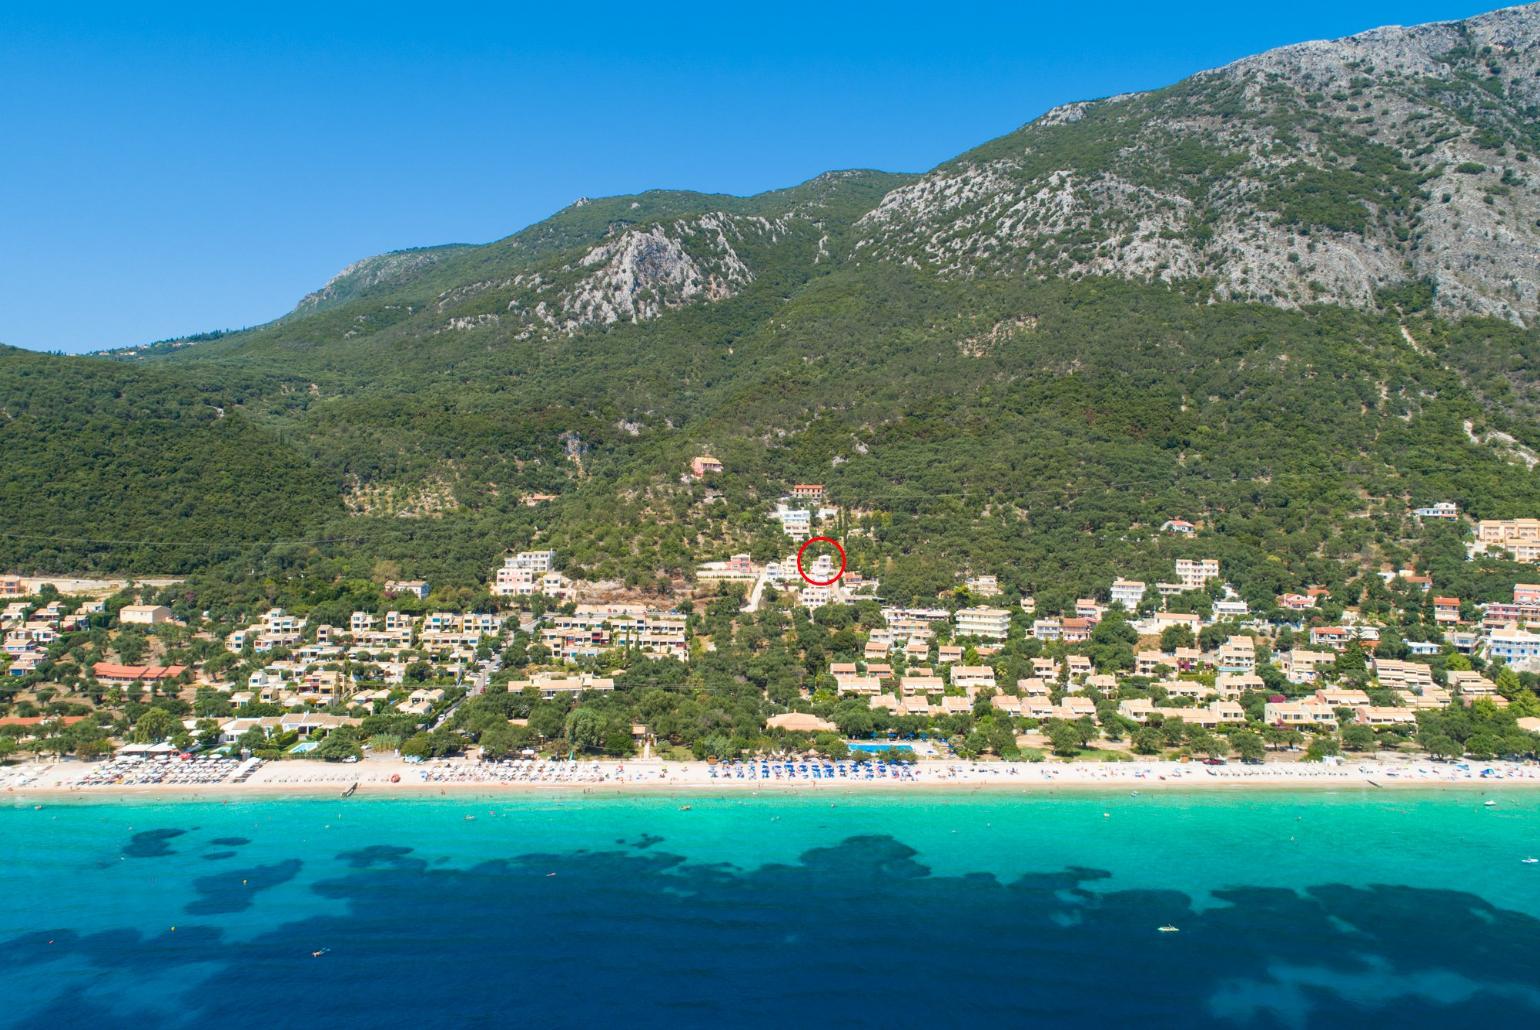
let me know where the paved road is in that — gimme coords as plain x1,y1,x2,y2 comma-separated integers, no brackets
741,571,770,613
431,653,500,728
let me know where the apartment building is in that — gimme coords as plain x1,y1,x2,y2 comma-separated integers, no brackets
1433,597,1462,624
1477,519,1540,561
540,605,688,662
1372,658,1435,692
1264,701,1339,729
1315,688,1371,708
1486,627,1540,664
965,575,1001,597
951,665,996,691
1175,558,1220,590
1109,579,1145,610
492,551,570,598
1059,617,1092,644
1355,707,1417,727
955,606,1011,641
1447,670,1500,698
1216,635,1256,673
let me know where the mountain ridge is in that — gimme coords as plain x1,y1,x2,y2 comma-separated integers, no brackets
111,2,1540,365
856,1,1540,323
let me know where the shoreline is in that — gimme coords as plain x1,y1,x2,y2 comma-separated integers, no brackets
6,757,1540,804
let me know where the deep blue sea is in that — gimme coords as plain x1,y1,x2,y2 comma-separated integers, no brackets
3,789,1539,1028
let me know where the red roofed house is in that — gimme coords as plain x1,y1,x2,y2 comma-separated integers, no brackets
1060,617,1093,644
1309,627,1351,651
690,455,723,479
791,484,824,500
92,662,188,687
1433,597,1462,625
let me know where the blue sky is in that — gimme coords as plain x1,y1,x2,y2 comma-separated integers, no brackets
0,1,1502,353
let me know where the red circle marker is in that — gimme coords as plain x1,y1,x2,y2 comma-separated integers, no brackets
797,536,846,586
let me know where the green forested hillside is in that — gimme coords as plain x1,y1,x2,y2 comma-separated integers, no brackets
17,270,1540,612
0,346,341,573
9,5,1540,610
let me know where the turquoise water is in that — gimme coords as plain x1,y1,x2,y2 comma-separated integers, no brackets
3,788,1539,1027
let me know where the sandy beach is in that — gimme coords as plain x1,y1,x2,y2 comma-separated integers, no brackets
4,755,1539,803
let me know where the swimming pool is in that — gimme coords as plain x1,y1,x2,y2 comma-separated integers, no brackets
847,743,914,754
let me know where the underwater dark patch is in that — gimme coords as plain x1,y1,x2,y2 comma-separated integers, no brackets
6,925,224,970
8,834,1540,1028
335,845,423,870
184,859,302,915
122,828,186,858
9,987,173,1029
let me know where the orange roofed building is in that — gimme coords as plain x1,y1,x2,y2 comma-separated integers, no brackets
92,662,188,686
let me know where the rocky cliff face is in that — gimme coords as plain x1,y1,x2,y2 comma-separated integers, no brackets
414,212,785,337
276,172,905,345
504,213,764,335
854,3,1540,323
295,246,470,313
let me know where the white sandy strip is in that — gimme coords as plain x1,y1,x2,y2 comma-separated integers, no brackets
3,756,1539,802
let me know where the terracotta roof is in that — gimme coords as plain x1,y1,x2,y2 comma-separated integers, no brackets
92,662,188,680
765,712,836,733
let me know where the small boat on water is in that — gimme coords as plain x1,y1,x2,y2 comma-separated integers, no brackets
1484,800,1498,808
1522,857,1538,864
1158,925,1180,934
